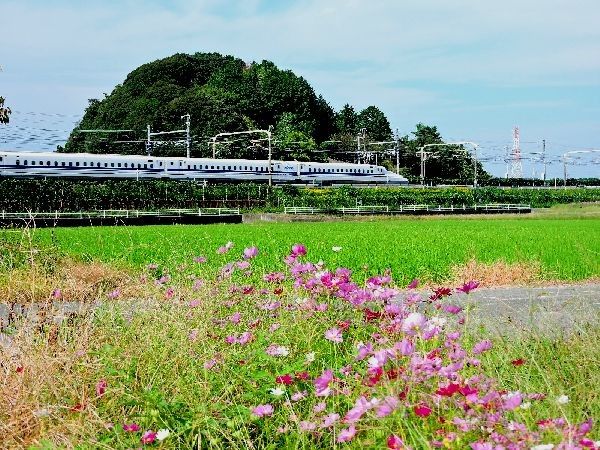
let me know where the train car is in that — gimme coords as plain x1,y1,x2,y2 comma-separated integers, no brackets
0,151,408,185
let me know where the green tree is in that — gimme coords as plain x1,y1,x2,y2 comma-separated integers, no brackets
335,104,358,135
357,105,392,141
274,112,317,161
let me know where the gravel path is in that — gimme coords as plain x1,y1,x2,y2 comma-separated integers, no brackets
1,284,599,349
453,283,600,335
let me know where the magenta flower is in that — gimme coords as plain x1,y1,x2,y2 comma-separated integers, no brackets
95,379,107,397
123,422,141,432
275,374,294,385
414,404,432,418
387,435,405,449
314,369,334,397
457,280,480,294
52,288,62,299
243,246,259,259
193,256,207,263
165,287,175,299
252,404,274,418
337,425,357,442
325,327,343,343
472,340,492,354
229,312,241,324
188,329,199,341
107,289,120,299
192,279,204,290
291,243,307,257
141,430,157,444
265,344,289,357
217,241,234,254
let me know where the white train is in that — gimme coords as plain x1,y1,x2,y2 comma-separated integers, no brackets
0,151,408,185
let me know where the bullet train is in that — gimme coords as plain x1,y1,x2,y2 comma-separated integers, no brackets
0,151,408,185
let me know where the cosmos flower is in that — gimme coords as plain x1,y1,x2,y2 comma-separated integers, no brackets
252,404,274,418
325,327,343,343
243,246,259,259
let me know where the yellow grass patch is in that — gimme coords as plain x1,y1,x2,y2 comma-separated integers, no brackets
450,259,542,287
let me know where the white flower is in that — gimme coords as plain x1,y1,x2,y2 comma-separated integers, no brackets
520,402,531,410
332,246,342,252
556,395,569,405
156,429,170,441
531,445,554,450
305,352,316,363
270,387,286,397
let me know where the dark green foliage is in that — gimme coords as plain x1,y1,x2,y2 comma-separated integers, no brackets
0,96,10,125
0,179,598,212
63,53,337,157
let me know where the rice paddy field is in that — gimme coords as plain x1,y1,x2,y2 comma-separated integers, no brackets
6,215,600,285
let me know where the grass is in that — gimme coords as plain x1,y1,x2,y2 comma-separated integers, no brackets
1,246,598,449
4,216,598,286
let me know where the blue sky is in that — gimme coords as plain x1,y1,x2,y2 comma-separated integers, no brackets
1,0,599,178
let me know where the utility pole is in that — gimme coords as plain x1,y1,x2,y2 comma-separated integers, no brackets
395,129,400,174
146,125,152,155
542,139,546,182
182,114,191,158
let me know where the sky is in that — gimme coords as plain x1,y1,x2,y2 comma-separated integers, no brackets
1,0,599,178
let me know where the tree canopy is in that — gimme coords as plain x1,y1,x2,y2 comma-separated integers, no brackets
0,96,10,125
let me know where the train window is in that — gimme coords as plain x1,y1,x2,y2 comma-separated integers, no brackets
179,162,182,167
83,162,87,167
38,161,42,165
117,163,121,167
150,164,153,168
24,160,28,165
170,162,174,166
187,165,190,169
54,161,58,166
137,164,141,168
46,161,50,166
0,157,2,162
211,166,214,169
16,160,20,165
62,162,66,167
104,163,107,167
110,163,114,167
193,165,196,170
228,166,231,170
144,164,147,169
205,165,208,169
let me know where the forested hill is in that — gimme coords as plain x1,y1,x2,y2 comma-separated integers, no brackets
62,52,392,160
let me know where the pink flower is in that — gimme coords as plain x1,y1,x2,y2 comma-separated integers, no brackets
204,358,218,370
299,420,316,431
252,404,274,418
188,329,199,341
165,287,175,299
321,413,340,428
95,379,107,397
229,312,241,324
502,392,522,410
407,278,420,289
401,312,426,334
107,289,120,299
291,390,307,401
472,340,492,354
325,327,343,343
265,344,289,357
291,243,307,257
376,396,399,418
217,242,234,254
237,332,253,345
313,402,327,413
344,396,370,423
147,263,158,270
123,422,141,432
457,280,480,294
192,279,204,290
141,430,157,444
396,338,415,356
314,369,334,397
337,425,357,442
243,246,259,259
193,256,207,263
52,288,62,299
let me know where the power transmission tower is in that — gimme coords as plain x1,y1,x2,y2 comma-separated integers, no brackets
509,126,523,178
